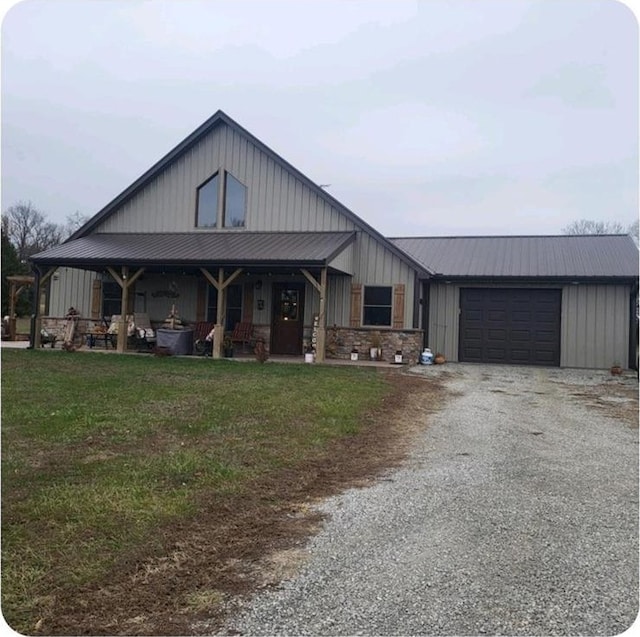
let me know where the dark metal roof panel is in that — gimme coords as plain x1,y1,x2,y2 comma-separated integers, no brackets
389,235,639,278
30,231,356,266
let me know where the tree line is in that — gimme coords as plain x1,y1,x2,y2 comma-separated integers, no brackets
562,218,639,241
2,202,87,316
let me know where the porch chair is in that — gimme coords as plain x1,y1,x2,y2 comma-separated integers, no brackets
193,321,216,356
230,321,254,353
107,314,136,349
132,313,157,351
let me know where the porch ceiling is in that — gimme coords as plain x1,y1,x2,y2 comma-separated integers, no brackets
29,231,356,271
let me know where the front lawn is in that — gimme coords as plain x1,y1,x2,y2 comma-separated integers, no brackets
1,350,392,634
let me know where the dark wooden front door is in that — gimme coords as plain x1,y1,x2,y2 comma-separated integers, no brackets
271,283,305,355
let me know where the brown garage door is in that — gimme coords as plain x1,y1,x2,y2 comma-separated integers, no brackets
459,288,561,366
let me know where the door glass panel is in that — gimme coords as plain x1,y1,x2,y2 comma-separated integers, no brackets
279,289,299,321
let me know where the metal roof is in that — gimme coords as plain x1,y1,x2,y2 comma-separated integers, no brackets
30,231,356,269
389,235,639,279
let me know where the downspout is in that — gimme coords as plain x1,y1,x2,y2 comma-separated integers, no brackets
629,280,639,370
412,272,420,329
422,278,430,352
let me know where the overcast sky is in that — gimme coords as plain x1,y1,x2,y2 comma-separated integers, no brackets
1,0,638,237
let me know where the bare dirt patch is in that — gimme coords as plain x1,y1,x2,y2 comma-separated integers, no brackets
564,377,638,425
39,371,448,636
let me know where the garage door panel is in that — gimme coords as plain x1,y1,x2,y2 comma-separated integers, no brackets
511,349,532,362
536,311,558,321
512,310,532,322
459,288,561,366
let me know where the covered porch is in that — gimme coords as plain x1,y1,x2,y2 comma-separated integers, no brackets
29,231,357,361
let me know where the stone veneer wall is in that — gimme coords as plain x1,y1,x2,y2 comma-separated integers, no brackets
325,327,424,364
247,325,424,363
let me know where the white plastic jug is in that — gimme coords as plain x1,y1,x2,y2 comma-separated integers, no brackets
420,348,434,365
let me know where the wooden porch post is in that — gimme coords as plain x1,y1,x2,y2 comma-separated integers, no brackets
33,268,57,348
301,267,328,362
8,280,17,341
107,266,146,353
200,267,243,359
316,267,328,363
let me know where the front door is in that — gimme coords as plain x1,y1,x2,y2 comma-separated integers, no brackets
271,283,305,355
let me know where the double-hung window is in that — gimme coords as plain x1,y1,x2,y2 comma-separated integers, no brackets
363,286,392,326
207,284,243,330
196,171,246,228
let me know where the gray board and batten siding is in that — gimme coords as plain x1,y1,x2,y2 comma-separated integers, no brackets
41,113,428,331
391,235,638,370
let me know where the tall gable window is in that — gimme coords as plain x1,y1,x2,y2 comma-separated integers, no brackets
196,174,219,228
196,170,246,229
224,173,246,227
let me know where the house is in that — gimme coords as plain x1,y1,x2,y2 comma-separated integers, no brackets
30,110,638,369
29,111,429,362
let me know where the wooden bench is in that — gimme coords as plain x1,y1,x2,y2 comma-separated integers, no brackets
40,317,116,349
230,322,254,352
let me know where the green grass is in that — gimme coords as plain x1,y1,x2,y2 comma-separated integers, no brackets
1,350,387,632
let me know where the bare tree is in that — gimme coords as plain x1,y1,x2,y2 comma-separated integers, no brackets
2,201,71,262
562,219,628,235
628,219,639,246
63,211,89,238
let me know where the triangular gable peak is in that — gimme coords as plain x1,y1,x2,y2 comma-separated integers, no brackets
72,110,430,276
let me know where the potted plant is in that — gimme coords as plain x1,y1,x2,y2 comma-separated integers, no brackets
350,347,359,361
223,335,234,357
394,349,403,364
369,331,382,361
304,342,315,363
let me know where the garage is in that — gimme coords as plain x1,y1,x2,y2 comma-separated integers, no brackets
458,288,561,366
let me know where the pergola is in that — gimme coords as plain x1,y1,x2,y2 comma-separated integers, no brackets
5,275,34,340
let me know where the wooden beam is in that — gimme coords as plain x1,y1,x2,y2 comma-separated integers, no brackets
316,267,328,363
198,267,243,358
200,267,219,290
300,268,322,293
39,267,58,286
107,266,124,288
126,267,145,288
117,267,129,352
220,267,243,290
33,271,42,348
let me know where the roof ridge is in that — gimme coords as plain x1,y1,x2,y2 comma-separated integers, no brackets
389,234,633,240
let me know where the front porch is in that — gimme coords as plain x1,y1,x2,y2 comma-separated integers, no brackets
30,231,361,361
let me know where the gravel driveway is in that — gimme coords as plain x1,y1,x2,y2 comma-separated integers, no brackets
220,364,638,636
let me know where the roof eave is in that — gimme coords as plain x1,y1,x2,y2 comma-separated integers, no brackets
431,274,639,284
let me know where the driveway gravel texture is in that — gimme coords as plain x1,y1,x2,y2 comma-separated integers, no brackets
219,364,638,636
